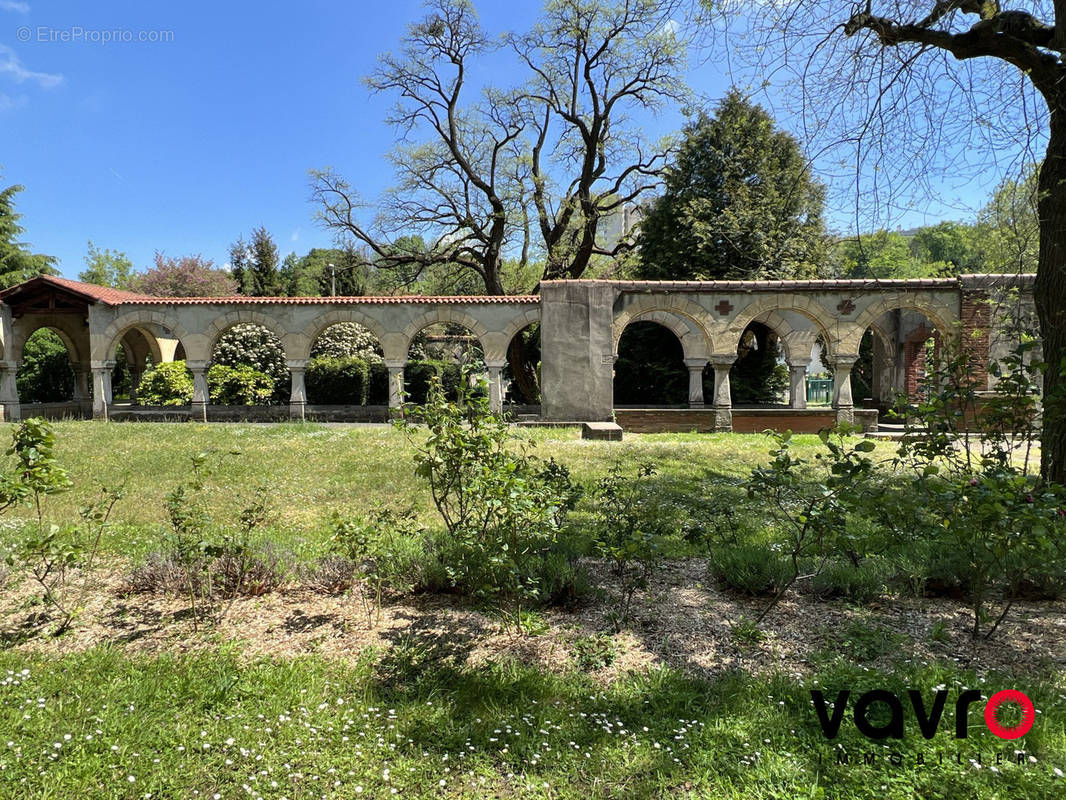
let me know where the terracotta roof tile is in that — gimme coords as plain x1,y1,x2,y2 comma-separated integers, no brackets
126,294,540,305
0,275,540,306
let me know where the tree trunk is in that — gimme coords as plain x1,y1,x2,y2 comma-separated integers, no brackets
1035,105,1066,485
507,333,540,404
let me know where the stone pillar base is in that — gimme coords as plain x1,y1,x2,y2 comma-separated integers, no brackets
289,401,306,421
834,405,855,427
689,401,705,409
713,406,733,432
191,401,207,423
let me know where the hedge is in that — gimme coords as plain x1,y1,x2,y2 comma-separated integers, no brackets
306,357,370,405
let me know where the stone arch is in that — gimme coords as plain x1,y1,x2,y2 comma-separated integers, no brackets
494,307,543,365
746,309,822,365
99,310,193,366
725,297,835,358
13,319,89,365
296,308,391,363
203,309,293,361
612,297,712,361
842,297,958,355
400,308,491,363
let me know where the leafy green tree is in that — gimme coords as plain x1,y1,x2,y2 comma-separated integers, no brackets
908,221,983,274
0,181,58,287
79,241,134,288
834,230,927,278
976,166,1039,275
637,90,828,280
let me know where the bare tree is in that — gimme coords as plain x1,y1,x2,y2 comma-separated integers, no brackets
711,0,1066,482
311,0,528,296
512,0,690,279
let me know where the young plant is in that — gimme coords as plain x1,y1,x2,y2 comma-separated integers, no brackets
330,507,425,628
590,462,669,631
1,419,123,635
745,428,875,623
397,369,579,630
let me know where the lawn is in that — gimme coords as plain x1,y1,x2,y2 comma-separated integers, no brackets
0,422,1063,799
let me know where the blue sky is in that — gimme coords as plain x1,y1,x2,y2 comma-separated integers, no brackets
0,0,994,280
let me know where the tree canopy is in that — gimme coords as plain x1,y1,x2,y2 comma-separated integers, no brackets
128,253,238,297
637,90,828,281
0,181,57,288
79,241,134,289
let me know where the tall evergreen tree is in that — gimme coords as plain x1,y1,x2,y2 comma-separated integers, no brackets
249,227,281,297
637,89,828,280
0,181,58,287
228,236,250,294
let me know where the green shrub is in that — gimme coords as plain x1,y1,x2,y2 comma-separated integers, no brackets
136,361,194,406
306,356,370,404
710,544,792,596
809,557,892,603
211,324,288,403
207,364,274,405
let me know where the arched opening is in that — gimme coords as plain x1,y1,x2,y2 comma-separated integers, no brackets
504,322,540,406
405,322,485,404
853,309,947,413
613,321,690,406
209,323,289,405
110,327,160,404
730,322,788,405
18,327,76,404
306,322,387,405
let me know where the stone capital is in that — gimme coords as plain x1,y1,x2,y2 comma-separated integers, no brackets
683,357,709,370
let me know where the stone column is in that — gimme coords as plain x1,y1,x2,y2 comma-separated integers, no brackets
188,360,209,423
288,360,308,421
0,360,20,422
710,356,735,432
386,361,405,416
684,358,708,408
486,363,505,413
787,359,810,410
90,361,115,421
71,364,90,402
831,354,858,426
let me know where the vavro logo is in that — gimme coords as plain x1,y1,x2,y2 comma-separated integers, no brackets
811,689,1036,740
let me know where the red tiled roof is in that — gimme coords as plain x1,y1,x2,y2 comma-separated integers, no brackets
0,274,154,305
0,275,539,306
128,294,541,305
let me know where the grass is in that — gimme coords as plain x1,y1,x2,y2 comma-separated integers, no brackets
0,421,1063,797
0,422,842,561
0,645,1063,799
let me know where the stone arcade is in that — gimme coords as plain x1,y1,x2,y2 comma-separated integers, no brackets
0,273,1033,430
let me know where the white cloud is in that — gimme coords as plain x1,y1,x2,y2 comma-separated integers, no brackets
290,229,301,243
0,92,28,112
0,44,63,89
0,1,30,14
